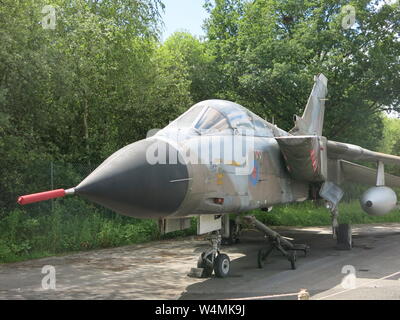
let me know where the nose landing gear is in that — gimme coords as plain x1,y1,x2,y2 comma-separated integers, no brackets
190,231,231,278
214,253,231,278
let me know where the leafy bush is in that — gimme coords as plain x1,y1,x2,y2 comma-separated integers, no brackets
1,198,400,264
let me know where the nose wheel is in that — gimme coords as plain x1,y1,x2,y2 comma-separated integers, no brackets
195,231,231,278
214,253,230,278
197,251,231,278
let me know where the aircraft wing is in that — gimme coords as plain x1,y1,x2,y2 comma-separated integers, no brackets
327,140,400,166
276,136,400,187
329,160,400,188
326,141,400,187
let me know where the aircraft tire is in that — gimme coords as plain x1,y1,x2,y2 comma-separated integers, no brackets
336,223,352,250
289,251,296,270
214,254,230,278
257,249,266,269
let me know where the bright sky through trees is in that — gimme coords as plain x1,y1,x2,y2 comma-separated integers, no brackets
161,0,209,41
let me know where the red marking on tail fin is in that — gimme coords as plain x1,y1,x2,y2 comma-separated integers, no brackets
309,149,318,172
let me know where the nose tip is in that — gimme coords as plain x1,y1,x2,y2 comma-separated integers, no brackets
75,139,189,218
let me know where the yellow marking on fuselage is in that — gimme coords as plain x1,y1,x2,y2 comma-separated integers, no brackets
216,173,224,185
213,159,244,167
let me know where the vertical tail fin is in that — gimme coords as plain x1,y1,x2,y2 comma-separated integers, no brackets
290,74,328,136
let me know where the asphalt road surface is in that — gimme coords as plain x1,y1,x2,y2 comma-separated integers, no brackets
1,223,400,300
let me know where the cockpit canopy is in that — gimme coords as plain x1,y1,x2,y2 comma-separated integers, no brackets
162,100,274,137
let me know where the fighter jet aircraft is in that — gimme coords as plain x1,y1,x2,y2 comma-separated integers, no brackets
18,74,400,278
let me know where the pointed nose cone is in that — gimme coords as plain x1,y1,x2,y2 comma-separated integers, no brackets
75,139,189,218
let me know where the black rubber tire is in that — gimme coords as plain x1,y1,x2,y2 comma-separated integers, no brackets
214,254,230,278
289,251,296,270
197,252,213,277
336,223,352,250
257,249,266,269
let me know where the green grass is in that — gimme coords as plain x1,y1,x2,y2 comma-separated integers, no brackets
252,201,400,227
1,199,400,264
0,198,196,264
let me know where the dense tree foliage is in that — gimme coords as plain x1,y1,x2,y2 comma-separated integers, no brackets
0,0,399,261
1,0,399,205
204,0,399,148
0,0,192,207
162,32,219,102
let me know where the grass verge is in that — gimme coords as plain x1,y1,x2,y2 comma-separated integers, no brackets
1,199,400,263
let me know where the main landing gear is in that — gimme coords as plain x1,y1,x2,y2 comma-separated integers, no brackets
335,223,352,250
326,201,352,250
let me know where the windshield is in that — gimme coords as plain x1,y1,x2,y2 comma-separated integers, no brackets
166,104,204,129
160,100,274,137
195,107,230,132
